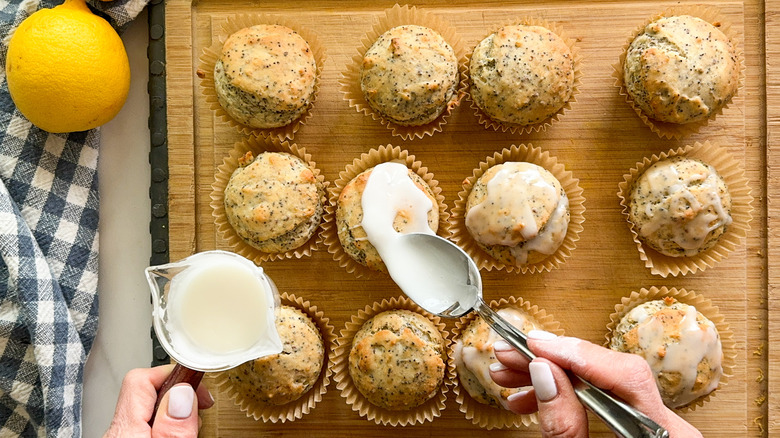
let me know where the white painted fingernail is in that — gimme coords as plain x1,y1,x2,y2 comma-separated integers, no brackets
168,385,195,419
528,330,558,340
493,340,513,351
507,390,530,402
489,361,508,372
529,362,557,402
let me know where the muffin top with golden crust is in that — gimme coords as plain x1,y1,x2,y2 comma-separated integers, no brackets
348,309,446,411
623,15,738,124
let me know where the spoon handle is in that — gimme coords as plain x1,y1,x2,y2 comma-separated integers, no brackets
473,298,536,359
473,300,668,438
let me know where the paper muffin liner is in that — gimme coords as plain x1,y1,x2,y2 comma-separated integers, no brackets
197,14,326,141
617,141,753,277
339,4,468,140
612,5,744,139
605,286,736,412
215,292,336,423
321,144,449,278
210,136,329,263
332,296,453,426
466,17,582,135
451,296,564,429
450,144,585,274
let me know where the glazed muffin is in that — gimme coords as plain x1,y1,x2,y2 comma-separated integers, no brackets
360,25,459,126
215,24,317,129
453,307,538,409
628,156,732,257
610,297,724,408
470,24,574,126
224,151,324,253
348,309,446,411
336,162,439,272
623,15,739,124
465,162,570,266
227,305,325,406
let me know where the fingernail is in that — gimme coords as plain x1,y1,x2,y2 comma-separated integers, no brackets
493,340,513,351
529,362,557,401
206,388,215,405
528,330,558,341
168,385,195,419
489,361,508,372
507,390,530,402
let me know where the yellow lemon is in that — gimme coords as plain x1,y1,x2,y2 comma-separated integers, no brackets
5,0,130,133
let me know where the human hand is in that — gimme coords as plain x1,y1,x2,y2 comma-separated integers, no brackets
489,331,702,438
104,364,214,438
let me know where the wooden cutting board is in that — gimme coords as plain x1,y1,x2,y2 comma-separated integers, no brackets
162,0,775,436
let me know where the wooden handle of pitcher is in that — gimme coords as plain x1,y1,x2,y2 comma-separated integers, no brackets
148,363,205,426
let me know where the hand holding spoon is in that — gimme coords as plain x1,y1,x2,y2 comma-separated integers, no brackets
388,233,668,438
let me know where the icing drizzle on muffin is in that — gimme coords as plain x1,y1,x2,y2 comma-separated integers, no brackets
611,297,723,408
629,156,732,257
466,162,569,265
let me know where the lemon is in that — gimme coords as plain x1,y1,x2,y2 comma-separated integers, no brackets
5,0,130,133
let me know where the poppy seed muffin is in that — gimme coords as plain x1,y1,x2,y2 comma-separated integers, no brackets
336,163,439,272
360,25,459,126
349,309,446,411
470,24,574,126
454,307,538,409
224,151,324,253
610,297,723,408
465,162,570,266
228,305,324,406
628,156,732,257
215,24,316,129
623,15,739,124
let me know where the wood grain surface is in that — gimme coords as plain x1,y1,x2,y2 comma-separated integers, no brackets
765,0,776,436
163,1,770,436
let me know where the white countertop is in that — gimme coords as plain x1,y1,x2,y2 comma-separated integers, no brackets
82,10,152,436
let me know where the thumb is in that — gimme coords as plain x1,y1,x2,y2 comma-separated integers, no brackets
151,384,199,438
530,358,588,438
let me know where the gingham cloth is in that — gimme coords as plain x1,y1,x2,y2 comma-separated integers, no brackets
0,1,148,436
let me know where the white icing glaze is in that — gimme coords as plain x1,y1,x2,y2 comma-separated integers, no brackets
511,195,569,265
360,162,433,239
456,308,535,409
360,162,478,314
163,254,282,370
173,261,268,354
466,162,569,265
639,160,732,252
628,304,723,407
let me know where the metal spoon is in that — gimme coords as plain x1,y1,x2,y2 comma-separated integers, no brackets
392,233,668,438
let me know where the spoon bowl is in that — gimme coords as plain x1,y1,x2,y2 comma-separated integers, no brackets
392,233,668,438
395,231,480,318
392,233,536,361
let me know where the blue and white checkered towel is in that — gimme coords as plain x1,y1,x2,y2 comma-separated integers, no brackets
0,1,148,436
